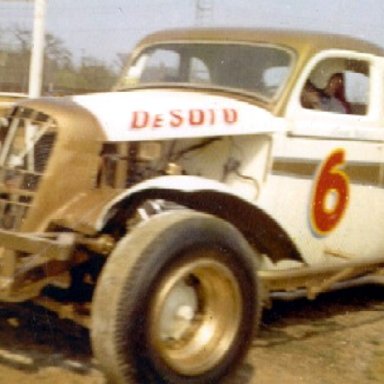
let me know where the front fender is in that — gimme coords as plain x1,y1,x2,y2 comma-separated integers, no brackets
98,175,243,227
51,175,303,263
49,176,235,234
111,176,303,263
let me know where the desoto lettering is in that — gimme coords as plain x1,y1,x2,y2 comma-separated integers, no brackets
130,108,238,129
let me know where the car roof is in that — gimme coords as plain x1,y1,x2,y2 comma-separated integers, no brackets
138,28,384,57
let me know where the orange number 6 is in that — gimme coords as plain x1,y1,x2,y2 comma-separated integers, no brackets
311,149,349,236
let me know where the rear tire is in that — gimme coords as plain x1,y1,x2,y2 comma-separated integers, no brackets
91,210,260,383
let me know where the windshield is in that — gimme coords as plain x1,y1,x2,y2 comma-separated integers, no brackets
117,43,295,101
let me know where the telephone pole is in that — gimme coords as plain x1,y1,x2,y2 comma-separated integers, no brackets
28,0,46,98
195,0,214,26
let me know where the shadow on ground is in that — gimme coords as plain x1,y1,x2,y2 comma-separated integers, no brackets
0,301,93,374
0,284,384,382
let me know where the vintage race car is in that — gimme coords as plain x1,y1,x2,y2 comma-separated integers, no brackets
0,28,383,383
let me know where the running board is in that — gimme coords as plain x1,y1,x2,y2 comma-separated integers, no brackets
259,255,384,301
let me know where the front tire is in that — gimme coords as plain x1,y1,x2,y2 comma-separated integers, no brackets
91,210,260,383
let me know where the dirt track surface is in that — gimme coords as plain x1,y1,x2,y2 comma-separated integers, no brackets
0,285,384,383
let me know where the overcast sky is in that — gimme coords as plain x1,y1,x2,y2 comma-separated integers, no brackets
0,0,383,65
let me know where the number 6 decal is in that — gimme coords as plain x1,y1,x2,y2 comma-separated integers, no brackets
311,149,349,236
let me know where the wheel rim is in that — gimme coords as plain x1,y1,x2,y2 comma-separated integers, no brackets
148,249,243,376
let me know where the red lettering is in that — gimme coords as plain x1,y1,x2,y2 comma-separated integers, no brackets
170,110,183,127
223,108,238,124
152,114,164,128
131,111,149,129
189,109,205,126
130,108,239,130
207,109,215,125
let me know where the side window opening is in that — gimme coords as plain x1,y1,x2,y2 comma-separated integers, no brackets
129,49,212,85
263,66,291,97
300,57,369,115
190,57,210,84
140,49,181,83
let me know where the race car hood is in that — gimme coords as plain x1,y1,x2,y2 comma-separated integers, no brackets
71,89,285,141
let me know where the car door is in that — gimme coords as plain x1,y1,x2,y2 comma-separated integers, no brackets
269,51,384,265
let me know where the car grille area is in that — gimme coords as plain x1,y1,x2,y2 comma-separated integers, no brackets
0,106,57,230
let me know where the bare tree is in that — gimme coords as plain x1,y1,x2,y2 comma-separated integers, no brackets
0,27,117,95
